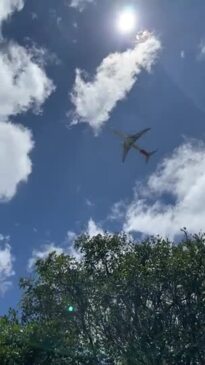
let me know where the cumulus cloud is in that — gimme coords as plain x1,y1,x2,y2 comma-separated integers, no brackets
0,41,54,199
86,218,104,236
66,231,77,243
28,233,83,269
109,201,127,221
66,231,82,261
0,122,34,201
0,235,15,295
0,43,54,121
66,219,104,260
28,243,64,270
0,1,55,203
0,0,24,26
0,43,54,202
67,219,104,242
71,32,161,134
122,140,205,239
69,0,94,11
28,219,107,270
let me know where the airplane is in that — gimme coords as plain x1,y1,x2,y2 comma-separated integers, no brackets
112,128,157,162
138,147,157,163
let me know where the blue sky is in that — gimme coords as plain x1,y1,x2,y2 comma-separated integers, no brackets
1,0,205,313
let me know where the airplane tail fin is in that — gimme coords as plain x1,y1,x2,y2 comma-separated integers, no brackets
145,149,157,163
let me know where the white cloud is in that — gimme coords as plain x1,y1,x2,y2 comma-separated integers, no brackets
28,243,64,270
70,0,94,11
23,41,61,68
180,50,185,59
0,0,24,26
123,140,205,239
0,2,55,203
28,219,106,270
198,40,205,60
86,218,104,236
85,198,94,207
28,232,83,269
0,43,54,121
67,231,77,243
67,219,104,240
66,231,82,261
65,219,104,260
109,200,127,221
71,32,161,134
0,122,34,201
31,12,38,21
0,236,15,295
0,43,54,202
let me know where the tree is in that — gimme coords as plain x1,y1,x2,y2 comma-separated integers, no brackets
0,232,205,364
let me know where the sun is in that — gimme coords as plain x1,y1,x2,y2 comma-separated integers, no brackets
117,8,137,34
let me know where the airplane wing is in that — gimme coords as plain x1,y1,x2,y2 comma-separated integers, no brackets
132,128,151,141
132,143,141,152
112,129,128,140
122,144,131,162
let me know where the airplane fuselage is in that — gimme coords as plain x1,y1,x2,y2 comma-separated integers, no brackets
123,136,137,149
112,127,153,162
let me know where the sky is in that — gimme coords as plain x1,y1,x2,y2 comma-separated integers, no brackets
1,0,205,313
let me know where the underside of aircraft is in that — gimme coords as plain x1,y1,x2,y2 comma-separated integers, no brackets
112,128,157,162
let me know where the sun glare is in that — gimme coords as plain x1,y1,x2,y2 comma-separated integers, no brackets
117,8,137,34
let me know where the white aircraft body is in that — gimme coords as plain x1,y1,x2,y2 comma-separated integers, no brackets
112,128,157,162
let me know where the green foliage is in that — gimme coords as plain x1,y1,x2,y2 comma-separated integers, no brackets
0,232,205,364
